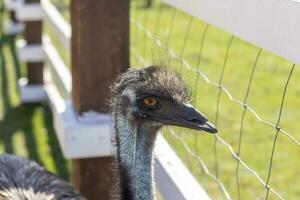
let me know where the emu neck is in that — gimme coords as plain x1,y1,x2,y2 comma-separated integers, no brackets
115,113,158,200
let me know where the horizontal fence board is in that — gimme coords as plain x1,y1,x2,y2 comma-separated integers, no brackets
42,0,71,51
17,39,45,62
45,82,114,159
18,77,47,102
16,3,44,21
43,35,71,96
162,0,300,65
4,0,23,11
155,135,211,200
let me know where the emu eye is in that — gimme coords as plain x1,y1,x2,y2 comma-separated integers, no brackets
143,97,158,107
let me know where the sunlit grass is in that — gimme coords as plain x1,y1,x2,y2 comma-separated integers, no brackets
0,7,70,181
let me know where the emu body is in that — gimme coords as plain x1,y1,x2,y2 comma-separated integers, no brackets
0,154,85,200
111,66,217,200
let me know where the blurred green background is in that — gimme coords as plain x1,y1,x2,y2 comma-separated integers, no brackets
0,3,70,181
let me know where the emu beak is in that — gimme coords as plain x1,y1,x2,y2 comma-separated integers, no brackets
165,103,217,134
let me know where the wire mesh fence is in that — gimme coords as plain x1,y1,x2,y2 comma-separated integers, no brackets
130,0,300,199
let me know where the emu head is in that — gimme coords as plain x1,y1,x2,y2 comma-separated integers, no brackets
111,66,217,133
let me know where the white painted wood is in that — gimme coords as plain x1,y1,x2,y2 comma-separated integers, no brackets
45,82,113,159
42,0,71,51
4,0,23,11
18,77,47,102
16,3,44,21
43,35,71,96
162,0,300,65
17,39,45,62
43,37,113,158
155,135,211,200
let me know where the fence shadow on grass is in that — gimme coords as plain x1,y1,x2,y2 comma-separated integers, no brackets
0,35,70,181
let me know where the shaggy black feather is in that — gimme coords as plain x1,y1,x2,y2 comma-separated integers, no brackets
111,66,190,107
0,154,85,200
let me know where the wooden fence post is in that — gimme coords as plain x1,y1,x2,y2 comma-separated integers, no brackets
70,0,129,199
24,0,43,84
9,9,17,23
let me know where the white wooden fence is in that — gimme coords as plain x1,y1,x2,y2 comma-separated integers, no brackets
162,0,300,66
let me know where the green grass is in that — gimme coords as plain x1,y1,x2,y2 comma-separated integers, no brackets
50,0,300,199
0,7,70,181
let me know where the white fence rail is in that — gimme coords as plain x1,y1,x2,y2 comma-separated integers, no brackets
162,0,300,65
42,0,70,50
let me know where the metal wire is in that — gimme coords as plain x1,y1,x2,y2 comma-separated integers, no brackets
235,48,262,200
166,8,177,48
130,1,298,199
213,35,234,181
265,64,296,200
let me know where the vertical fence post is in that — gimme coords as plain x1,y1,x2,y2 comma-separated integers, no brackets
9,9,17,23
70,0,129,199
24,0,43,85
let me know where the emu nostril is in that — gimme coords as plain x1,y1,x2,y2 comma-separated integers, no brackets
188,118,206,124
